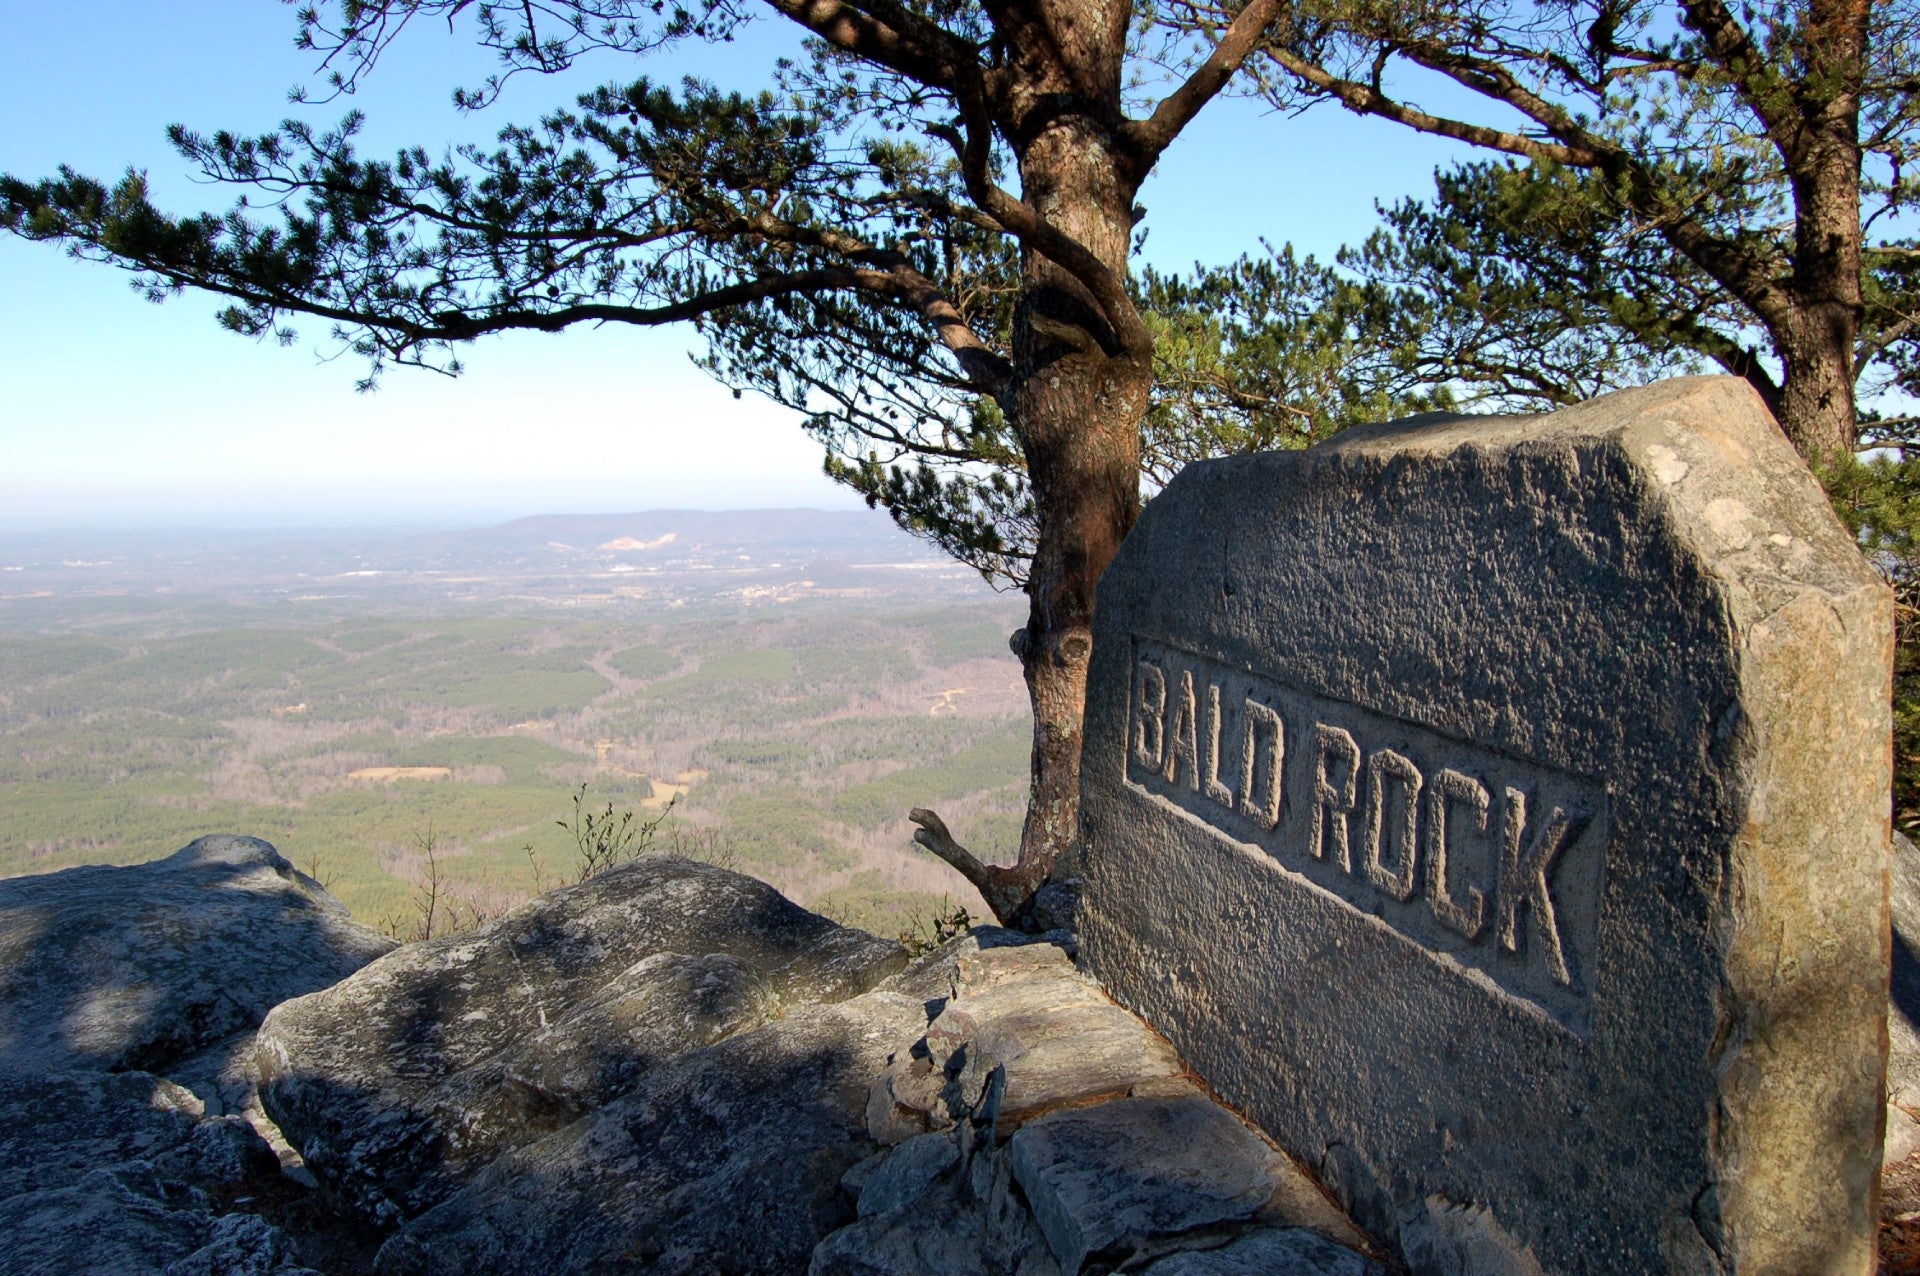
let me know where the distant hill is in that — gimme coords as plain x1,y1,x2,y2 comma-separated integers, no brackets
0,508,981,612
367,509,944,573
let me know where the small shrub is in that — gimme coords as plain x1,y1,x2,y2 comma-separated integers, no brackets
898,897,973,957
660,824,743,873
559,782,675,881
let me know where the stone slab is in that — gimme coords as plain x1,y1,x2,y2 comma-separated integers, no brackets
865,938,1185,1142
1008,1094,1358,1272
1077,379,1892,1273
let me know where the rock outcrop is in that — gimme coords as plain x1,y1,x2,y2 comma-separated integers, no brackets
0,1071,307,1276
0,834,394,1083
376,989,933,1274
367,929,1382,1276
1,840,1389,1274
257,854,910,1226
816,936,1377,1275
0,835,395,1275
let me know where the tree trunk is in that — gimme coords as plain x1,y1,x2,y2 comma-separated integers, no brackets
1700,0,1867,468
1009,347,1148,896
915,339,1144,925
1767,0,1868,467
908,0,1151,921
1774,304,1861,467
1009,101,1150,894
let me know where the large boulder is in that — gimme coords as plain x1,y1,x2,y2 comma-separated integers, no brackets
257,854,909,1225
1076,380,1891,1272
0,834,394,1079
0,836,393,1274
375,990,932,1275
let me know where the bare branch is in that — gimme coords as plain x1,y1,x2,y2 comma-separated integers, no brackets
1260,46,1600,167
1121,0,1285,174
909,807,1035,923
758,0,974,93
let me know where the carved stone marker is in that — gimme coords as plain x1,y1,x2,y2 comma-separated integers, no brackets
1076,378,1892,1274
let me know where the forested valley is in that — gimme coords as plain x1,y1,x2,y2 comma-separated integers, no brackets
0,512,1024,938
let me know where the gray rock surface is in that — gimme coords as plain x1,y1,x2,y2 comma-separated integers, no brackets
0,836,1382,1274
259,853,908,1225
374,989,930,1274
1890,830,1920,1102
282,914,1383,1276
1395,1197,1548,1276
1077,378,1892,1274
0,838,388,1275
810,1133,1064,1276
5,1168,225,1276
0,1070,207,1199
0,834,394,1076
165,1212,324,1276
857,1132,962,1217
6,1166,318,1276
817,935,1377,1276
867,939,1184,1142
1141,1228,1381,1275
1009,1095,1359,1273
0,1070,302,1276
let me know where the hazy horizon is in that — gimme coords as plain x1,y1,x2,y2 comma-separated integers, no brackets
0,494,878,537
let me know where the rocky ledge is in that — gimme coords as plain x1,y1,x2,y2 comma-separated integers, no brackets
0,839,1383,1274
0,835,396,1274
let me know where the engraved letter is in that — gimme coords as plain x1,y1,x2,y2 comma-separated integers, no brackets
1310,725,1360,871
1163,669,1201,791
1238,699,1284,831
1497,788,1576,986
1202,682,1236,810
1131,661,1166,772
1424,769,1490,939
1363,748,1424,901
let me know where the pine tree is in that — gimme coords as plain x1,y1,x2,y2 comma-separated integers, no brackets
2,0,1380,921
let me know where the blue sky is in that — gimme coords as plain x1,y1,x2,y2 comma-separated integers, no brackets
0,1,1478,529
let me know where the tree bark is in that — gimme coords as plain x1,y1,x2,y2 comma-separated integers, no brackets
1768,0,1869,468
1675,0,1868,467
1773,304,1862,467
936,0,1152,922
1008,337,1148,912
